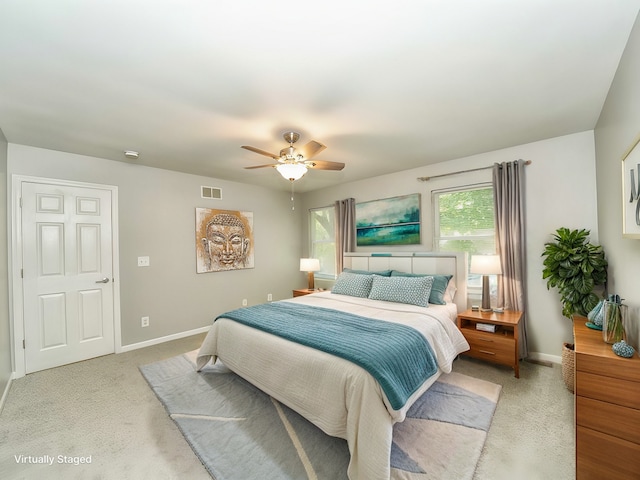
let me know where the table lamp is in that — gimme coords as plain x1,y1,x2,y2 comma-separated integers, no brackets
470,254,502,312
300,258,320,290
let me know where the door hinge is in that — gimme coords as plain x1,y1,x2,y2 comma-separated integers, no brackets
19,197,22,208
22,339,25,349
21,269,23,278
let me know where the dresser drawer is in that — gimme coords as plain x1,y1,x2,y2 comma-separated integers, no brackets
576,395,640,444
576,350,640,383
576,371,640,409
577,425,640,480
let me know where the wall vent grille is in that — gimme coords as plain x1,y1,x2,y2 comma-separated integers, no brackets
201,186,222,199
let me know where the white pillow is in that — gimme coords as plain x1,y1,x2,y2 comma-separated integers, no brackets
443,277,457,303
368,275,434,307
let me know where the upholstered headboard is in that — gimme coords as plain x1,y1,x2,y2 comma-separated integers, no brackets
342,251,468,312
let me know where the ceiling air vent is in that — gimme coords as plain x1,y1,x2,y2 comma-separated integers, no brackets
201,186,222,200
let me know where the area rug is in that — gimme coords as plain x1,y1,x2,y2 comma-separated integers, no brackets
140,351,501,480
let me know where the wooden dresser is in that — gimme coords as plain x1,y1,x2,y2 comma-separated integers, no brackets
574,318,640,479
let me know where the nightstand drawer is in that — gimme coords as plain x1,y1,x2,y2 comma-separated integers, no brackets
464,345,513,366
463,328,513,349
463,330,513,364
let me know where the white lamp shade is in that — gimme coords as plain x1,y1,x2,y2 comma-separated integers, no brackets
300,258,320,272
276,163,307,181
469,254,502,275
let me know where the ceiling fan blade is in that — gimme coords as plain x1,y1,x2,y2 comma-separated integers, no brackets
298,140,326,159
305,160,345,171
241,145,279,159
244,163,278,170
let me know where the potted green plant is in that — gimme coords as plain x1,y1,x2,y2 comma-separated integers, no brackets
541,227,608,392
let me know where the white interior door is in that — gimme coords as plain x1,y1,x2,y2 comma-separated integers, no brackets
21,181,115,373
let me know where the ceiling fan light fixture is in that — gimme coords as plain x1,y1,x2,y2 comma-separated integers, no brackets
276,163,308,181
242,131,343,182
280,146,303,161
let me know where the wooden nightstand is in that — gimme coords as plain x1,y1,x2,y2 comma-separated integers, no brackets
457,308,523,378
293,289,316,297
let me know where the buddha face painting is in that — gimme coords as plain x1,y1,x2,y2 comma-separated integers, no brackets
196,209,254,272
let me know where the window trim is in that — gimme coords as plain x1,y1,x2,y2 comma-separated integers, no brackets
309,205,337,280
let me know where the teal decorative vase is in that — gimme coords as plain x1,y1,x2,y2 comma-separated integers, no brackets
587,300,605,327
612,340,635,358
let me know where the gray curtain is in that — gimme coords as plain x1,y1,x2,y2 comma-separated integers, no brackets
493,160,528,359
335,198,356,274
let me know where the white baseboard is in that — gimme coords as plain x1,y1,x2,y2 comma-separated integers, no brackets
527,351,561,365
0,373,15,415
118,326,211,353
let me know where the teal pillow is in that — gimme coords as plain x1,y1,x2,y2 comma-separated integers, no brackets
331,272,374,298
343,268,392,277
390,271,453,305
368,275,434,307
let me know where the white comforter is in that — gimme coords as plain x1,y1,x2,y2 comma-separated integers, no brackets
196,291,469,480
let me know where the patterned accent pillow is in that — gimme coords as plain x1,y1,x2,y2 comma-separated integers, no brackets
368,275,434,307
331,272,374,298
390,271,453,305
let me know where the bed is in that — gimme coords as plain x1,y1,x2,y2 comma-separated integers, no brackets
196,252,470,480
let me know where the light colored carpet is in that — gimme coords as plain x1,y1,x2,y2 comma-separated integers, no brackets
0,334,575,480
455,357,576,480
0,334,212,480
140,350,502,480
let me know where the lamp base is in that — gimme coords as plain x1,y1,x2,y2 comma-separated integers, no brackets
307,272,315,290
481,275,491,311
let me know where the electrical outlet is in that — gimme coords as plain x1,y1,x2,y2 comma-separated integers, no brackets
267,293,273,302
141,316,149,327
242,299,248,306
137,256,150,267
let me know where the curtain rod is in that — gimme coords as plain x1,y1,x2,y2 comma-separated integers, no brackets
417,159,531,182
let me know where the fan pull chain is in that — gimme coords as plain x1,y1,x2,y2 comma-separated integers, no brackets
290,180,295,210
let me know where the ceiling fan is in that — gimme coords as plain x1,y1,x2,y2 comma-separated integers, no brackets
242,131,345,181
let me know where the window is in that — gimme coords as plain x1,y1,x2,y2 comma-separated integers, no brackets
433,185,495,289
309,206,336,278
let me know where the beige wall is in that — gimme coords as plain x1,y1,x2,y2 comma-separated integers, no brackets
301,130,599,362
0,128,10,401
594,13,640,351
7,144,303,351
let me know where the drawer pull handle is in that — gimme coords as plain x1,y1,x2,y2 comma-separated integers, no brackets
479,350,496,355
480,338,495,343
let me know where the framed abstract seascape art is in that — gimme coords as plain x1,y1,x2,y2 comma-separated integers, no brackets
196,208,254,272
356,193,421,246
622,132,640,239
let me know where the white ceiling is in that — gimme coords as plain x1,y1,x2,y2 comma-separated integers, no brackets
0,1,639,192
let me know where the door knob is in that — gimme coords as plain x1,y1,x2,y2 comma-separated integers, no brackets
95,277,110,284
